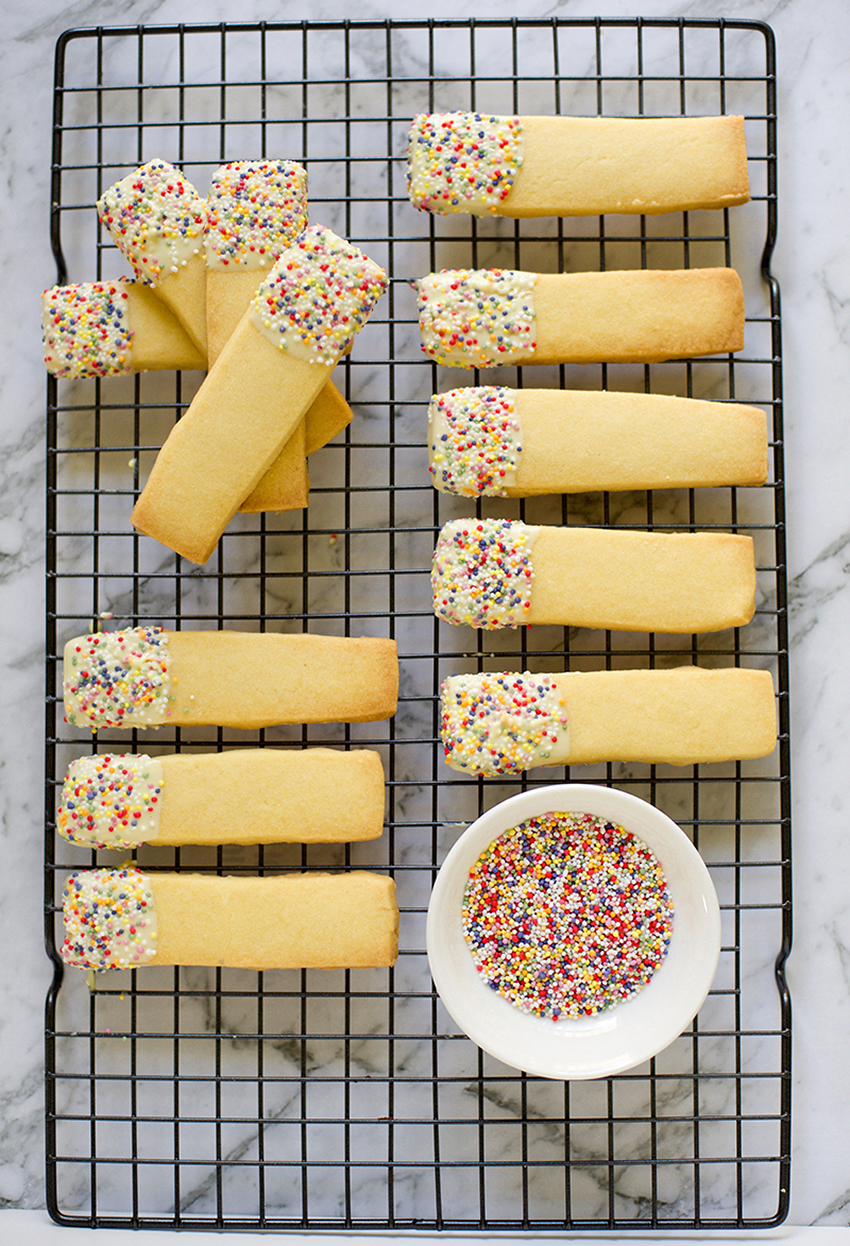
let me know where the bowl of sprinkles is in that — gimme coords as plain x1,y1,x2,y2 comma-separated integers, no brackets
426,785,720,1080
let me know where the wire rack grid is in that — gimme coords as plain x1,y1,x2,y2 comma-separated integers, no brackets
44,17,790,1233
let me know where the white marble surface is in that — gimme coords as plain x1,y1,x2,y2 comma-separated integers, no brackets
1,0,849,1235
5,1211,850,1243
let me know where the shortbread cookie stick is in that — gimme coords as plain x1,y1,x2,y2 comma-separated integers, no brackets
418,267,744,367
205,160,309,512
240,374,353,511
205,161,354,477
41,278,310,510
408,112,749,217
238,420,309,514
428,386,768,496
432,518,755,634
440,666,777,774
57,747,386,848
205,159,309,363
42,279,206,377
62,627,398,730
40,278,306,512
132,225,387,563
41,277,351,453
61,867,399,971
205,164,349,512
303,382,353,455
97,159,208,353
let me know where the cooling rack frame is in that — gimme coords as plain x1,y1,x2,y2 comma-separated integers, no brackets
44,16,790,1232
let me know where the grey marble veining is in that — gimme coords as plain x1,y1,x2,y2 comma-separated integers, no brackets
1,0,849,1233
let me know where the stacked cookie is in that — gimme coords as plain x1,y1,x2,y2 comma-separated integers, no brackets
42,158,385,535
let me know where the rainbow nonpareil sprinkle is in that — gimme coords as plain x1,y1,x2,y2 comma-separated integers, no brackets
432,518,539,629
63,627,172,730
249,224,387,364
428,386,521,496
57,754,164,848
407,111,524,215
440,671,569,775
462,812,673,1019
97,159,207,283
61,866,158,971
417,268,536,367
42,281,133,378
205,159,308,269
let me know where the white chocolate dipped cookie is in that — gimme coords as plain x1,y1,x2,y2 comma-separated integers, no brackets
431,518,756,634
203,163,355,507
427,386,769,496
62,627,398,731
407,112,749,217
98,158,208,352
204,158,309,364
440,666,777,775
40,277,322,516
60,867,399,971
132,224,387,563
56,747,386,849
42,278,206,377
418,266,745,368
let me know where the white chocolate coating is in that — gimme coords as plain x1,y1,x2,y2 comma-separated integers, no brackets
432,518,540,629
61,867,158,971
57,754,164,848
63,628,173,730
205,159,308,270
428,386,521,495
249,224,387,364
97,159,207,284
440,671,570,775
407,111,524,214
42,281,134,378
417,269,536,367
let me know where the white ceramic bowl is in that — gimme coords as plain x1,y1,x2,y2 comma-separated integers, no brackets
426,784,721,1080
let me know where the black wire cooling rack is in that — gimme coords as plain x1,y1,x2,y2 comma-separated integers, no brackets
44,17,789,1232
